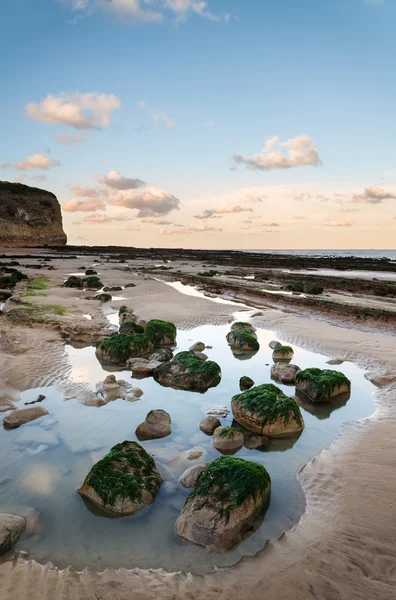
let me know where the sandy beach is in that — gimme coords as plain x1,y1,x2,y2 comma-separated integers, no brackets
0,250,395,600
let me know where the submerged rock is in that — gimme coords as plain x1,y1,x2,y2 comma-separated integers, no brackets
239,376,254,390
95,375,142,405
77,441,163,516
149,348,173,362
95,333,153,366
206,405,229,417
175,456,271,551
145,319,177,346
3,406,49,429
0,513,26,556
135,410,172,440
272,345,294,362
227,330,259,352
127,357,162,377
179,463,209,488
295,368,351,403
199,416,221,434
231,383,304,437
189,342,206,352
270,363,300,384
153,351,221,392
212,426,244,454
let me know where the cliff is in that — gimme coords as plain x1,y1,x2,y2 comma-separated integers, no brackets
0,182,67,246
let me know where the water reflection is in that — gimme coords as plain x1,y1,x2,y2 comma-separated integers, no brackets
295,390,351,420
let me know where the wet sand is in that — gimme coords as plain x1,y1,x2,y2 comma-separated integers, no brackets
0,253,395,599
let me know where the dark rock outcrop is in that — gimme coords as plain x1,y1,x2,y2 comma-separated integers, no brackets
0,182,67,246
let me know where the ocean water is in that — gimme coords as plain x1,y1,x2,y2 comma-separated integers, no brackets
241,250,396,260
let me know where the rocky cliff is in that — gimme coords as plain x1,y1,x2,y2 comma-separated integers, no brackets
0,182,67,246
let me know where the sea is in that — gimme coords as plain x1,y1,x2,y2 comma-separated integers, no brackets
242,250,396,260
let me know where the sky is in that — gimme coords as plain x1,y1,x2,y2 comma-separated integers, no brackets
1,0,395,249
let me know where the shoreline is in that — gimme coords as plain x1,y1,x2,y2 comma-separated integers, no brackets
0,253,395,599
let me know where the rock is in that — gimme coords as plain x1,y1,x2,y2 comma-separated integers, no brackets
127,358,161,376
77,441,163,516
269,340,282,350
186,447,204,460
95,333,153,366
189,342,205,352
124,283,136,288
119,321,144,335
0,182,67,246
135,410,172,440
199,416,221,434
239,376,254,390
153,351,221,392
231,383,304,438
270,363,300,384
179,463,209,488
230,322,256,335
175,456,271,551
109,286,123,291
206,405,229,417
212,426,244,454
0,514,26,556
272,345,294,361
145,319,177,346
95,375,142,405
119,306,136,324
149,348,173,362
295,368,351,402
64,276,83,289
226,330,259,352
326,358,344,365
85,269,97,276
194,352,208,361
95,293,112,303
83,276,103,290
24,394,45,406
3,406,49,429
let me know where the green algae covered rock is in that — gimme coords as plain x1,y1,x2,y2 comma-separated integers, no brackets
96,333,153,365
95,293,112,303
212,426,244,454
175,456,270,551
230,322,257,335
63,276,83,289
83,276,103,290
226,330,260,352
119,321,145,335
272,345,294,361
231,383,304,438
145,319,176,346
153,350,221,392
239,376,254,390
295,368,351,403
77,441,162,516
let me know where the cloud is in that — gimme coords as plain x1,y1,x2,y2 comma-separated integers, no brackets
204,120,215,128
2,154,60,171
352,186,396,204
325,219,353,228
240,194,266,203
138,100,175,128
55,131,89,146
109,186,181,217
71,184,106,198
242,221,280,230
101,170,146,190
25,92,121,130
62,197,106,212
194,204,253,219
82,213,141,226
163,0,219,21
291,215,306,220
141,218,174,225
233,135,321,171
160,224,222,235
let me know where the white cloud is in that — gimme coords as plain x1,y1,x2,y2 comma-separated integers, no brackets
138,100,175,128
62,197,106,212
99,0,163,23
101,170,146,190
142,218,174,225
325,219,353,228
242,221,280,230
233,135,321,171
194,204,253,219
353,186,396,204
2,154,60,171
55,131,89,146
82,212,141,225
160,224,222,235
240,194,266,203
71,184,105,197
25,92,121,130
109,186,181,217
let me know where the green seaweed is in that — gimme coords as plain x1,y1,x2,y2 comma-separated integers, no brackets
119,305,129,315
232,321,255,331
228,330,259,351
87,441,159,507
145,319,176,345
232,383,303,430
273,345,293,355
84,276,103,289
98,333,151,363
64,276,83,289
296,368,350,395
95,293,112,303
189,456,270,517
173,351,221,378
27,276,51,290
216,426,241,440
119,321,144,334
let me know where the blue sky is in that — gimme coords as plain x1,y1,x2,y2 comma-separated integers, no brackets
1,0,395,248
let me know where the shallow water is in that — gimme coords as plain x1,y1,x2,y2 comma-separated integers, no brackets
0,321,374,574
281,268,396,281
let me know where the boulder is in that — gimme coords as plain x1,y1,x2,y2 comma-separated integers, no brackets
127,358,162,377
135,410,172,440
212,426,244,454
95,375,142,405
179,463,209,488
269,340,281,350
95,333,153,366
227,330,259,352
0,514,26,556
145,319,177,346
295,368,351,403
119,306,136,324
185,447,205,460
230,321,257,335
3,406,49,429
119,321,144,335
124,283,136,288
239,376,254,390
206,405,229,417
189,342,205,352
77,441,162,516
64,276,83,289
95,293,112,303
272,345,294,362
175,457,271,551
149,348,173,362
199,416,221,434
270,363,300,384
153,351,221,392
231,383,304,438
194,352,208,361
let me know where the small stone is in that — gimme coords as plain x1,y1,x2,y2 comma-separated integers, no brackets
189,342,205,352
239,376,254,391
186,447,204,460
194,352,208,361
269,340,282,349
136,410,172,440
199,416,221,435
206,405,229,417
179,463,209,488
326,358,344,365
270,363,300,384
0,514,26,556
3,406,49,429
212,427,244,454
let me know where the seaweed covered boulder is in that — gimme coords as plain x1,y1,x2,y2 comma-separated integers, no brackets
226,330,260,352
96,333,153,366
175,456,271,551
212,426,244,454
64,276,83,289
119,321,144,335
239,376,254,390
295,368,351,403
153,351,221,392
83,276,103,290
230,322,257,335
231,383,304,437
145,319,176,346
270,363,300,384
272,345,294,362
95,293,112,303
119,305,136,324
77,441,162,516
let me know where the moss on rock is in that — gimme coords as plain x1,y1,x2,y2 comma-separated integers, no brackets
96,333,152,365
145,319,176,346
119,321,145,335
95,293,112,303
227,330,260,352
153,350,221,391
64,275,83,289
296,368,351,402
83,276,103,290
